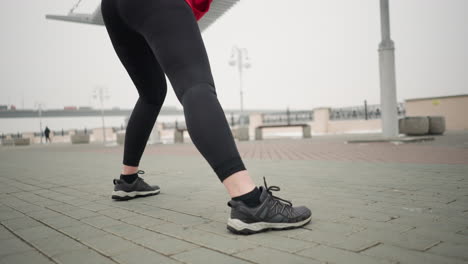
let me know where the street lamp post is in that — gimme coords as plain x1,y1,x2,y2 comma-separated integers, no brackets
34,102,44,144
229,46,251,126
379,0,398,138
93,86,110,144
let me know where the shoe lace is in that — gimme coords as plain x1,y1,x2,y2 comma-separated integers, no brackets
263,177,293,215
133,170,154,190
135,170,150,184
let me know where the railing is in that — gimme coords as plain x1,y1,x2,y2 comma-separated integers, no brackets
228,114,250,126
10,133,23,139
329,103,405,121
53,130,70,136
161,113,249,129
112,126,125,133
0,133,23,139
74,129,93,135
262,110,313,125
162,120,187,130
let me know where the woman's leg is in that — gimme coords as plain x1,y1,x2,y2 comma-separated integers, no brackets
122,97,164,174
101,0,167,175
116,0,253,188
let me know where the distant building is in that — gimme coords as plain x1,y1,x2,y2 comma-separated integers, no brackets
78,106,93,110
405,94,468,131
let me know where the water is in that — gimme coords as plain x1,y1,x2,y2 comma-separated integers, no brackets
0,115,185,134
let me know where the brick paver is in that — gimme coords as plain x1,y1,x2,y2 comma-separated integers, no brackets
70,133,468,165
1,132,467,263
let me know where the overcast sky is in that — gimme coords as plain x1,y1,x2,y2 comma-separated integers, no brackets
0,0,467,111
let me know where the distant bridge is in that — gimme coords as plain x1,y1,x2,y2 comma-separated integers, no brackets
1,109,137,118
0,108,280,118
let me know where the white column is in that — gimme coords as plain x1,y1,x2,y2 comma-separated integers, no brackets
379,0,398,138
312,107,330,134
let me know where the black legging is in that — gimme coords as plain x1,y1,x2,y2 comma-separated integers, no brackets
101,0,246,182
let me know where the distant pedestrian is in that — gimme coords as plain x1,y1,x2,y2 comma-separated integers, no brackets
44,126,51,143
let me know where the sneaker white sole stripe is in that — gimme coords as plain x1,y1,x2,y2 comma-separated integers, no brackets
227,216,312,232
111,189,160,198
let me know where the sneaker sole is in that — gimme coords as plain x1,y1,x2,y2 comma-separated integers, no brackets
226,215,312,235
111,189,160,201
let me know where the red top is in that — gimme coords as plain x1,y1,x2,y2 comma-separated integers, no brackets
184,0,213,21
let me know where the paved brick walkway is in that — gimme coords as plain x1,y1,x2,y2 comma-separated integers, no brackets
1,132,467,263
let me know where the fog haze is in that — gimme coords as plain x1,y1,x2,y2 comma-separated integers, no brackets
1,0,467,111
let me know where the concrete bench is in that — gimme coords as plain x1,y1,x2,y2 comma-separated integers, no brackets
14,138,30,146
71,134,90,144
399,116,445,136
399,117,429,135
255,124,311,140
1,138,14,146
116,132,125,145
235,126,249,141
428,116,445,135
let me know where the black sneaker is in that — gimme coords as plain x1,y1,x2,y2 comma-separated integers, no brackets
111,170,160,201
227,177,311,234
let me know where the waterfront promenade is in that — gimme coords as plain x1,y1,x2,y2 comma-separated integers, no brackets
0,132,467,263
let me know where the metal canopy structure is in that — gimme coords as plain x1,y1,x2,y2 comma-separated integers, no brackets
45,0,240,32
